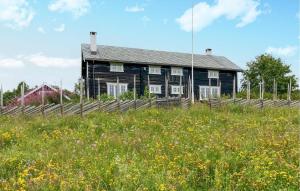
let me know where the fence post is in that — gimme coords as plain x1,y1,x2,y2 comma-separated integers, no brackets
165,73,169,107
287,79,291,106
247,79,250,102
86,62,90,101
134,74,137,109
218,80,221,99
41,83,45,117
232,76,236,102
259,80,264,109
188,75,191,99
60,80,64,117
80,78,83,117
218,80,222,106
179,75,182,106
97,79,101,111
148,75,152,108
0,84,3,115
21,81,25,115
209,78,212,109
117,76,120,111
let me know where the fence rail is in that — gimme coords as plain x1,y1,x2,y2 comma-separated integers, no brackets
0,98,298,117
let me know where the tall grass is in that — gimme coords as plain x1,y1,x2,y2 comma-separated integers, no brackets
0,104,299,190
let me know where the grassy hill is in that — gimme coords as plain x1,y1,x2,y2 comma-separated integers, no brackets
0,105,299,190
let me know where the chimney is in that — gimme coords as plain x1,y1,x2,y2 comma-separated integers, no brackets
205,48,212,55
90,32,97,55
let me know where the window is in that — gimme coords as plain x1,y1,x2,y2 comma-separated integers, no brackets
171,67,183,76
110,63,124,72
107,83,128,98
149,66,161,75
199,86,220,100
149,85,161,94
208,70,219,79
171,85,184,95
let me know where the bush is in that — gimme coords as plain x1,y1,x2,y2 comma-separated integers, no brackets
98,93,115,102
119,91,134,101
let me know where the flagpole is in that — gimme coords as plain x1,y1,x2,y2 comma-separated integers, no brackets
191,3,195,104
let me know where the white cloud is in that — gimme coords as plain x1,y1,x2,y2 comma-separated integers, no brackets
0,54,79,69
48,0,90,17
125,5,144,12
266,46,298,57
37,27,46,34
54,24,65,32
0,0,35,29
24,54,80,68
176,0,262,32
0,58,24,68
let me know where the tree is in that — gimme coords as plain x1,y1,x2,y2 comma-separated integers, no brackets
15,82,30,95
241,54,298,94
3,82,30,105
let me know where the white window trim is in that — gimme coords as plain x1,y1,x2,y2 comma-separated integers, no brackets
110,63,124,72
149,66,161,75
149,85,162,94
106,83,128,98
199,86,220,100
208,70,219,79
171,85,184,95
171,67,183,76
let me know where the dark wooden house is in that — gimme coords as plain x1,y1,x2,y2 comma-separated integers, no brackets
81,32,242,100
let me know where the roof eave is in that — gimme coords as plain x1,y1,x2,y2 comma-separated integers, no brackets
83,57,243,72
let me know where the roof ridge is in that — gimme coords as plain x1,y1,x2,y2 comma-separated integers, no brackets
82,43,222,57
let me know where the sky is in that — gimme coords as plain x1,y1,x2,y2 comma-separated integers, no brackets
0,0,299,91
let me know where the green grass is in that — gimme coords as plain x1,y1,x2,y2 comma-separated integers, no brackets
0,104,299,190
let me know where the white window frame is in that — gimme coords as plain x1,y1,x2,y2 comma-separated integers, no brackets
199,86,220,100
110,63,124,72
149,85,162,94
107,83,128,98
171,67,183,76
208,70,219,79
171,85,184,95
149,66,161,75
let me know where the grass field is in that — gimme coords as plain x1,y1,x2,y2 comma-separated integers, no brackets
0,105,299,190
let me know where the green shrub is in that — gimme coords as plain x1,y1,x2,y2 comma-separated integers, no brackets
98,93,115,102
119,91,134,101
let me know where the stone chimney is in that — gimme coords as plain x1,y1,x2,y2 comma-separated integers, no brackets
90,32,97,55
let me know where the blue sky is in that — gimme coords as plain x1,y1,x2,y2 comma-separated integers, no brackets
0,0,299,91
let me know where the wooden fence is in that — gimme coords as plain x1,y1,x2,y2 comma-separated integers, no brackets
0,97,298,117
208,98,300,109
0,98,191,117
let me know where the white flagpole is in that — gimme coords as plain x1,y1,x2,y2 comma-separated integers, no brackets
191,3,195,104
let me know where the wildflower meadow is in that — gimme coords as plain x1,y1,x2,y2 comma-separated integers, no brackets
0,104,299,190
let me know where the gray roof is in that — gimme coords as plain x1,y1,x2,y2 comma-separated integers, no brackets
81,44,242,72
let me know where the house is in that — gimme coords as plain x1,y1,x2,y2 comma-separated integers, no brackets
9,84,70,106
81,32,242,100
